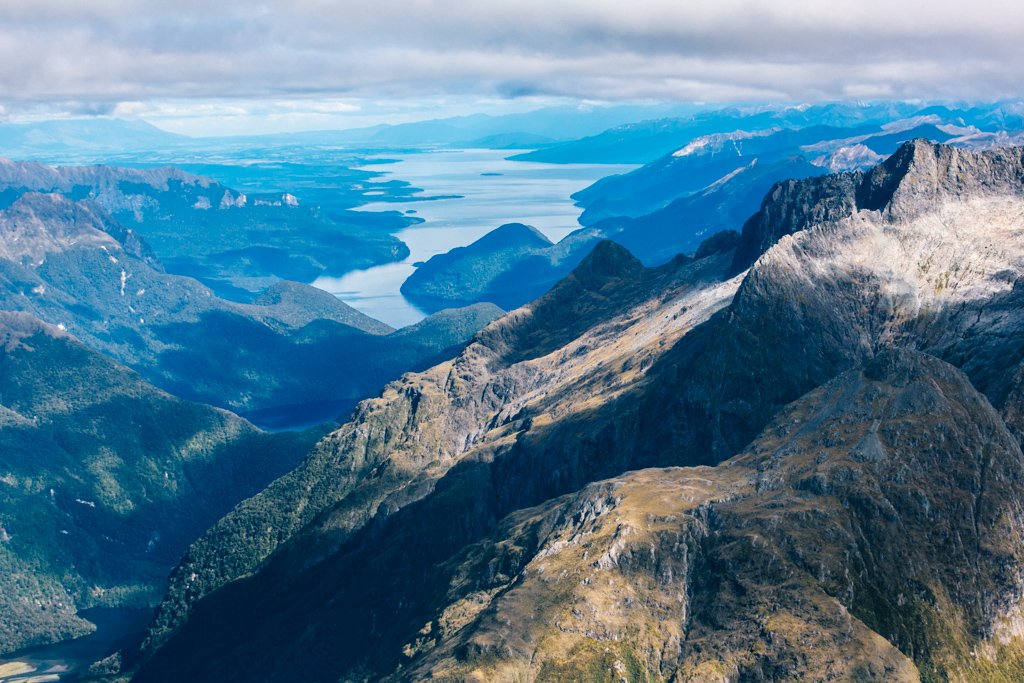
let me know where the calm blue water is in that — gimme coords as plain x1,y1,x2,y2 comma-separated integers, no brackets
311,149,636,327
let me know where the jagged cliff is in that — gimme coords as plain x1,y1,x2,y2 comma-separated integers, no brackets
136,141,1024,682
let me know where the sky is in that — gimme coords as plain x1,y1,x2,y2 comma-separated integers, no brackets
2,0,1023,135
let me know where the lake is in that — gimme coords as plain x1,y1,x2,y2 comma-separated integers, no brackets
0,607,153,682
311,149,636,327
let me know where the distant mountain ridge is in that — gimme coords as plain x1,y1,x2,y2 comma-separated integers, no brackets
0,119,187,159
402,110,1024,315
511,101,1024,164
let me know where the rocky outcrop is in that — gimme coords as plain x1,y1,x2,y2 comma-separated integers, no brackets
732,139,1024,271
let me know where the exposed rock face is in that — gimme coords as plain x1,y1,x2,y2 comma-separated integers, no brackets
136,142,1024,682
139,240,741,659
732,139,1024,271
628,140,1024,469
0,192,127,264
403,351,1024,682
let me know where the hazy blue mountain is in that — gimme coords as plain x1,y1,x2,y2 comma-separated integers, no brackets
0,192,501,428
0,119,187,159
451,132,558,149
0,311,321,656
595,155,828,264
508,101,1023,165
400,115,1018,315
508,102,922,164
236,103,705,148
572,122,960,225
507,114,784,164
401,223,556,309
0,158,412,300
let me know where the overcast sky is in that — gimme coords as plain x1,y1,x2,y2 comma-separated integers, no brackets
2,0,1023,134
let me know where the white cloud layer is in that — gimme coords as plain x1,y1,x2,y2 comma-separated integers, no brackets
2,0,1022,118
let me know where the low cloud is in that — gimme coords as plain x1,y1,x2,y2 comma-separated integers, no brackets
1,0,1022,121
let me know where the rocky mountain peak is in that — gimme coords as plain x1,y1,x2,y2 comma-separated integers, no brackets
733,140,1024,272
566,238,644,289
860,138,1024,217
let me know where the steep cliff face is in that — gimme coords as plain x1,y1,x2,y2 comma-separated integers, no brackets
633,140,1024,468
136,142,1024,682
732,139,1024,271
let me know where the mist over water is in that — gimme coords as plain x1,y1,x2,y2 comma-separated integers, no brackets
311,149,636,327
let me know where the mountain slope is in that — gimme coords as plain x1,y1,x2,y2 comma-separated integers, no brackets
507,101,930,164
0,158,410,300
0,119,186,158
0,312,320,656
571,123,951,225
400,222,561,310
136,141,1024,682
405,350,1024,682
401,123,971,315
0,192,501,429
139,240,742,663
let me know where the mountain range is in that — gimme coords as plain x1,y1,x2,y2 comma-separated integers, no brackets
0,188,500,429
0,158,411,301
128,141,1024,682
510,102,1024,164
401,113,1011,314
0,120,187,160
